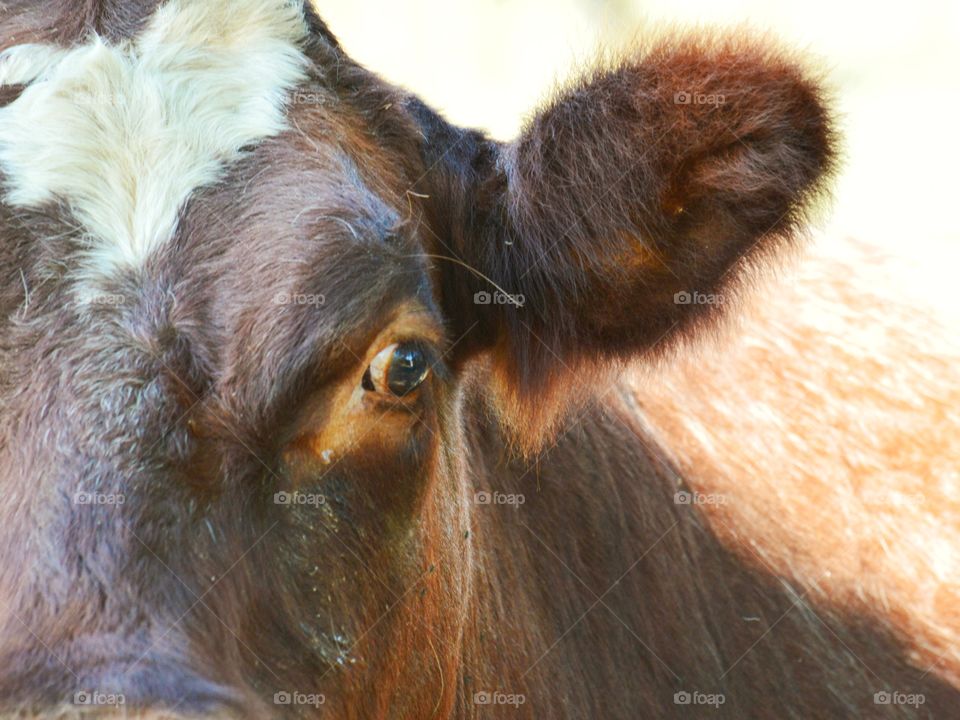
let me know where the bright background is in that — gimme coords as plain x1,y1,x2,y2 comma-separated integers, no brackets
313,0,960,250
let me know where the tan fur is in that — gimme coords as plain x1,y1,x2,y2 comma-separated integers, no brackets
630,233,960,685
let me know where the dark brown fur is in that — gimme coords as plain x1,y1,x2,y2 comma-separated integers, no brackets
0,2,954,719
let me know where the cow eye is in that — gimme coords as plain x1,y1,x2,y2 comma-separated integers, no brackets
363,342,430,397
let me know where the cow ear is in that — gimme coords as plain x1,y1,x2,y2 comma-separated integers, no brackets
408,32,836,449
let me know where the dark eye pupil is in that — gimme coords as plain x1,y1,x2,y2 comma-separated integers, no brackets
387,345,429,396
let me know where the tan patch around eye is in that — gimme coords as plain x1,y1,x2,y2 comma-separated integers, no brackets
282,304,444,479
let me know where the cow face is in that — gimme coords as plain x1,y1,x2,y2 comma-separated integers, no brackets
0,1,834,717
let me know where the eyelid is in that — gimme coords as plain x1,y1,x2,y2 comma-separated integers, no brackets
372,338,443,379
356,305,446,366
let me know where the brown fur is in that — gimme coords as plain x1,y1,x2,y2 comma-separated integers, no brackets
0,2,955,719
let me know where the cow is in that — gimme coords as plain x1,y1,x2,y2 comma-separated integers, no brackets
0,0,956,718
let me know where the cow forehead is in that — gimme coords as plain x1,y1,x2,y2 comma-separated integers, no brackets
0,0,310,287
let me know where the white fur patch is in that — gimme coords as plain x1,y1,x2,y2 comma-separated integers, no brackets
0,44,70,85
0,0,309,281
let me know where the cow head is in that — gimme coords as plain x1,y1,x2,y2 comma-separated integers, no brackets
0,1,834,717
